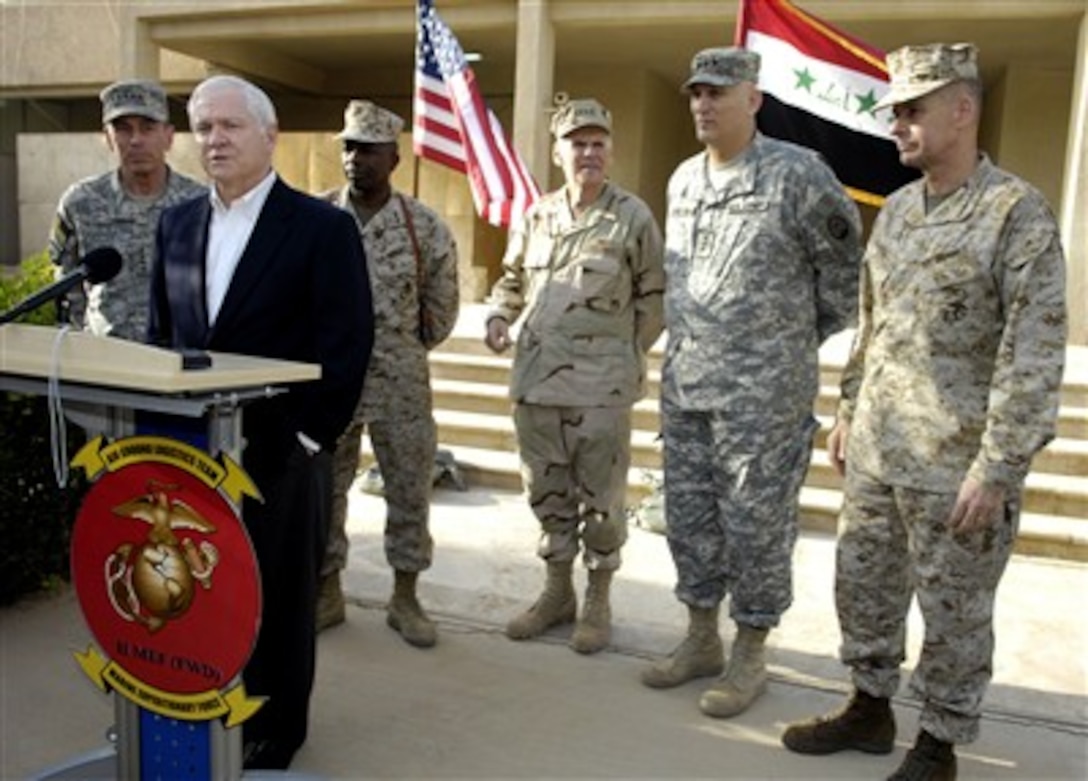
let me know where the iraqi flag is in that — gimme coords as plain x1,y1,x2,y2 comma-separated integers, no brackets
736,0,918,206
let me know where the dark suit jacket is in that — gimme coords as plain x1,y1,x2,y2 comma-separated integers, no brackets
149,177,374,472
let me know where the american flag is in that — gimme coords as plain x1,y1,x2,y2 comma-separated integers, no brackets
413,0,540,228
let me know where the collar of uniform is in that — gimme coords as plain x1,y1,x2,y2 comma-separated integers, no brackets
109,166,184,206
699,136,759,202
903,154,994,227
564,180,614,213
558,181,617,229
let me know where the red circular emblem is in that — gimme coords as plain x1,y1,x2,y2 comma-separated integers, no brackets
71,461,260,694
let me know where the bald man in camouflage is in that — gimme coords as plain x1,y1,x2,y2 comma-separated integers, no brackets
485,98,665,655
318,100,459,647
641,47,863,719
783,43,1067,781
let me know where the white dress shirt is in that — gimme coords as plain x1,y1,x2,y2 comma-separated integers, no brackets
205,170,277,326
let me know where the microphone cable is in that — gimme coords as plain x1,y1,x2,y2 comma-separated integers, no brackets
47,325,72,489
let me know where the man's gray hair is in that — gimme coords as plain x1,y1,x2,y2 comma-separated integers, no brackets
188,75,278,130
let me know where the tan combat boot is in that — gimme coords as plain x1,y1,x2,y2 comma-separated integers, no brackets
505,560,577,640
570,569,612,654
386,570,438,648
640,604,724,688
315,571,346,633
699,623,769,717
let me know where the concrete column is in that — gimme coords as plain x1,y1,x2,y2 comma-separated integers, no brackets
1060,8,1087,345
119,8,160,79
513,0,555,188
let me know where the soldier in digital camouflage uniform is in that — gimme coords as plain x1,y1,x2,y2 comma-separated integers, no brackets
485,98,665,655
782,44,1067,781
49,79,204,341
641,48,863,719
316,100,459,648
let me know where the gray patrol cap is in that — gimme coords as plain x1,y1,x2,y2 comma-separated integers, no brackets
336,99,405,144
100,79,169,124
550,98,612,138
683,47,760,91
874,43,979,110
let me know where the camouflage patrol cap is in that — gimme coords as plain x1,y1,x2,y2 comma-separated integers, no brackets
336,99,405,144
100,79,169,124
874,43,979,110
683,47,760,91
550,98,612,138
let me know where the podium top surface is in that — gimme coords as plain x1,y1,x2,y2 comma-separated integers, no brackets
0,324,320,394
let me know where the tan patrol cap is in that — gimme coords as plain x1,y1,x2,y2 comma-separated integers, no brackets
550,98,612,138
683,47,760,91
336,99,405,144
874,43,979,110
100,80,169,124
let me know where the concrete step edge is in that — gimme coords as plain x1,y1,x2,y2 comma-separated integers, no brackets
429,382,1088,447
431,409,1088,484
377,444,1086,563
428,368,1088,430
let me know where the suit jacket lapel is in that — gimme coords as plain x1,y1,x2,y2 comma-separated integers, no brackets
171,197,213,346
208,178,294,342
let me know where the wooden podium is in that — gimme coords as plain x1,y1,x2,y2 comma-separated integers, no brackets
1,324,320,781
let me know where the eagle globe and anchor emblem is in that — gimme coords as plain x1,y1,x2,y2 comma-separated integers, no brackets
106,480,220,633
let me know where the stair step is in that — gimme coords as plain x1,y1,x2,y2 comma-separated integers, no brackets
430,359,1087,442
429,352,513,386
431,378,662,430
1058,407,1088,439
434,408,663,468
378,444,1086,562
803,460,1088,519
429,391,1086,480
1061,382,1088,410
432,407,1087,520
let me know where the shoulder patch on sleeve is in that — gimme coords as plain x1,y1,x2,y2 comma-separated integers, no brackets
827,213,851,241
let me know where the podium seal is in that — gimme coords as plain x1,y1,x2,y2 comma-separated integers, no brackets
69,435,264,727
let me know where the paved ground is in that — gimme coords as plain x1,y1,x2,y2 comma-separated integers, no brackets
2,484,1086,780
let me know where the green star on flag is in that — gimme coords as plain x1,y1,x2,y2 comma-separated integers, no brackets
794,67,816,92
855,89,878,115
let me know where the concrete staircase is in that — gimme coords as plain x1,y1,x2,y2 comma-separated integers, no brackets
374,308,1088,562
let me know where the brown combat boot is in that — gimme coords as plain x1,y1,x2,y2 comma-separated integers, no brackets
386,570,438,648
506,560,577,640
315,571,346,633
570,569,612,654
782,689,896,755
887,731,957,781
640,604,724,688
699,623,768,718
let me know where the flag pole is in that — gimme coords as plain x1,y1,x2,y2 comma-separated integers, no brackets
733,0,749,46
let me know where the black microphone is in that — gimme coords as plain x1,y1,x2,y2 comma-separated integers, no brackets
0,247,123,326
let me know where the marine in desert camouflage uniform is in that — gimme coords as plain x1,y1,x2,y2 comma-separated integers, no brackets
485,98,665,655
640,47,863,721
317,100,459,647
782,43,1067,781
49,79,204,341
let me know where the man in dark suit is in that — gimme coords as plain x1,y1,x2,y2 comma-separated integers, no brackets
149,74,374,771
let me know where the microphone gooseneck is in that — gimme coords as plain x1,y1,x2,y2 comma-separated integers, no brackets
0,247,123,325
